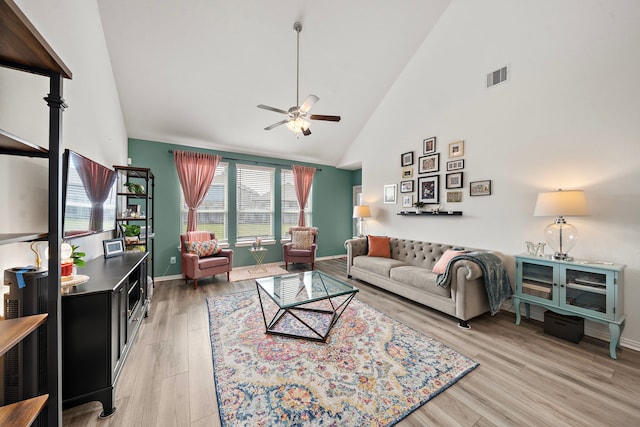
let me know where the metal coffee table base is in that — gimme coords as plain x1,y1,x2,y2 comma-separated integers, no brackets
256,286,356,342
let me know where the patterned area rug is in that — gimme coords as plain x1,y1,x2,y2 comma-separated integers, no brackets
207,290,478,426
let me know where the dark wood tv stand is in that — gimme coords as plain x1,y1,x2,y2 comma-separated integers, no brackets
61,252,149,418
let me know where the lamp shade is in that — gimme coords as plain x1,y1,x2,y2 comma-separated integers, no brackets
353,205,371,219
533,190,589,217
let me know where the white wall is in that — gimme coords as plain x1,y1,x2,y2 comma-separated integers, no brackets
339,0,640,348
0,0,128,310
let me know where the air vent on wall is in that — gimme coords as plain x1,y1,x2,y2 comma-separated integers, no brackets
487,65,509,88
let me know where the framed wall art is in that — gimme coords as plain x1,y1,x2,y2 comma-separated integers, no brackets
423,137,436,154
470,180,492,196
400,180,414,193
418,153,439,174
402,194,414,208
446,159,464,171
383,184,397,204
401,151,414,167
448,140,464,158
445,172,463,189
417,175,440,204
447,191,462,203
402,167,414,178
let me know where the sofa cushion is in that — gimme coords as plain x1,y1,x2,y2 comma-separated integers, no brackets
353,255,406,277
367,235,391,258
287,248,312,256
432,249,468,274
185,239,222,257
390,266,451,298
292,230,314,249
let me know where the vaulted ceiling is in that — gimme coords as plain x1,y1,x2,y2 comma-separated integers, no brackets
97,0,451,167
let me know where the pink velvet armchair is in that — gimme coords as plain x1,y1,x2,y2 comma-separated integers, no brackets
180,231,233,289
283,227,318,270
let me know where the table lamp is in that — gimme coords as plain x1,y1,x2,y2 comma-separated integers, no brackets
353,205,371,237
533,189,589,261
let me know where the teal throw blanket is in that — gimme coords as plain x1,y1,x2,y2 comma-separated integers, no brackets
436,252,512,315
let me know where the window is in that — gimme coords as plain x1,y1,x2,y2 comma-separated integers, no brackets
236,164,274,241
180,162,228,241
281,169,312,238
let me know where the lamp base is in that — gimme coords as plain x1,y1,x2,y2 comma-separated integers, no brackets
552,252,573,261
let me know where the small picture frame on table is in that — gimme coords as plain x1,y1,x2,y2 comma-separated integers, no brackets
423,137,436,154
400,180,414,193
470,180,492,196
401,151,414,167
103,238,125,258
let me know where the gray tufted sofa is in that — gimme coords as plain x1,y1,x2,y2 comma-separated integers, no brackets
345,237,503,327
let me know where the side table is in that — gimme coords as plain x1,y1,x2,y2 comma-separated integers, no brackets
248,247,268,274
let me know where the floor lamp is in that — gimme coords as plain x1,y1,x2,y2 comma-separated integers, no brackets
353,205,371,237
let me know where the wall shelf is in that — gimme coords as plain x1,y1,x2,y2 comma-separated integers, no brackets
0,232,47,246
397,211,462,216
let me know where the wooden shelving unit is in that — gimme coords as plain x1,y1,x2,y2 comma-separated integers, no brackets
1,0,73,425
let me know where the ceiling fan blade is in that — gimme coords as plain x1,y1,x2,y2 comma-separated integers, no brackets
302,127,312,136
257,104,289,115
309,114,341,122
299,95,319,113
264,119,289,130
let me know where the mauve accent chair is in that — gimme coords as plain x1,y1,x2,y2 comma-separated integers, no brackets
283,226,318,270
180,231,233,289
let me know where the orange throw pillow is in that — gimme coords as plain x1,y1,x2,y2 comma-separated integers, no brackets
367,235,391,258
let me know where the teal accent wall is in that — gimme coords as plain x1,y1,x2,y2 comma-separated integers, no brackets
352,169,362,186
128,139,354,276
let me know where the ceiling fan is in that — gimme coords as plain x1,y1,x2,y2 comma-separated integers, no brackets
257,22,341,136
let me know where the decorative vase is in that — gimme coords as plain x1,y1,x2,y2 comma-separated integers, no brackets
415,209,422,215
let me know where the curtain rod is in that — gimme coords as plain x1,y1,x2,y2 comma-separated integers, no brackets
167,149,321,171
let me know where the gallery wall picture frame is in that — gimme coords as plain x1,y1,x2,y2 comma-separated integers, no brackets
448,140,464,158
418,175,440,204
470,180,492,196
400,180,414,193
402,167,414,178
401,151,414,167
383,184,397,204
423,137,436,154
446,172,463,189
447,191,462,203
418,153,440,174
103,238,125,258
402,194,414,208
446,159,464,171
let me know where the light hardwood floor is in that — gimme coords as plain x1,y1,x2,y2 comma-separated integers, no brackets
62,258,640,426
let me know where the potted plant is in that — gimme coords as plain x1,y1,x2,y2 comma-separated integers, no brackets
124,182,145,195
122,224,141,244
413,201,425,214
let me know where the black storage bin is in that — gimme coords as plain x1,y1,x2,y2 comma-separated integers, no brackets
544,310,584,343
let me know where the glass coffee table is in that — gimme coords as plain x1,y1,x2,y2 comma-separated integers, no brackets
255,271,358,342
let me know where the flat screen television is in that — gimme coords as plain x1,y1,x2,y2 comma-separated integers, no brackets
62,149,117,239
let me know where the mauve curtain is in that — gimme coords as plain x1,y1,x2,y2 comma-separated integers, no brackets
174,150,220,231
292,164,316,226
73,156,117,231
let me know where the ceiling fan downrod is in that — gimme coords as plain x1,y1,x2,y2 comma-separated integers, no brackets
294,22,302,108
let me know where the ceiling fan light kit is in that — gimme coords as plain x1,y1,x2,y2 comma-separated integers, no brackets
257,22,341,136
